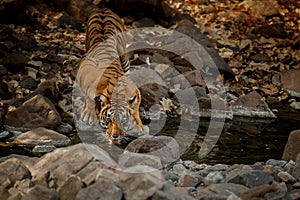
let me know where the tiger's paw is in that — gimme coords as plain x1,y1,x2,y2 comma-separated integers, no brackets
80,97,97,126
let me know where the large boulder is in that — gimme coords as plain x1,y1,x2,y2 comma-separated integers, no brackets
282,130,300,161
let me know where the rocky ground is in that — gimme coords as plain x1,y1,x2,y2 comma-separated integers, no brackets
0,0,300,199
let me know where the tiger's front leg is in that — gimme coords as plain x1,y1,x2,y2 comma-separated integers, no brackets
81,96,97,125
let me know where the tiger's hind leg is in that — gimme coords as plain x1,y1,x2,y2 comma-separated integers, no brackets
81,96,97,125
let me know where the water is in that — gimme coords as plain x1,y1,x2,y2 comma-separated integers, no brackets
1,107,299,165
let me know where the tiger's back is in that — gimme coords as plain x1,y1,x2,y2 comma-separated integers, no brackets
77,8,148,141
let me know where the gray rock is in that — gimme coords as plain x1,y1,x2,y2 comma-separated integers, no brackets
0,158,31,189
125,136,180,167
57,122,73,135
227,170,274,188
266,159,287,167
278,171,297,183
0,130,10,139
120,165,164,200
4,94,62,130
32,142,57,154
22,185,59,200
282,130,300,162
95,168,120,185
170,163,191,175
203,171,225,186
290,102,300,110
15,127,70,147
196,183,249,199
153,189,196,200
163,171,179,182
75,179,122,200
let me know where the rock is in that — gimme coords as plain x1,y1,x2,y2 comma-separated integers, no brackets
22,185,59,200
172,70,205,89
56,122,73,135
15,127,70,147
240,184,274,200
40,63,52,72
120,165,164,200
139,83,169,111
196,183,249,199
118,152,162,169
154,63,174,79
170,163,191,175
0,130,10,140
230,91,276,118
280,69,300,96
266,159,287,167
20,77,38,90
177,173,200,187
0,158,31,189
34,78,59,103
163,171,179,182
44,54,64,65
292,153,300,179
95,168,120,185
0,81,11,100
174,86,206,105
174,19,234,78
133,17,155,27
203,171,225,186
278,171,296,183
0,65,7,75
153,189,196,200
0,154,39,170
282,130,300,161
227,170,274,188
255,23,285,38
4,94,62,130
125,136,180,166
290,102,300,110
32,142,57,154
75,179,122,200
0,52,28,73
11,178,34,196
58,175,83,200
250,53,270,63
237,0,280,17
56,14,81,28
31,143,117,188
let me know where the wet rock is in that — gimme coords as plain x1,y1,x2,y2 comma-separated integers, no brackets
227,170,274,188
282,130,300,161
196,183,249,199
20,77,38,90
0,158,31,189
58,175,83,200
118,152,162,169
75,179,122,200
0,52,28,73
280,69,300,96
4,94,62,130
120,165,164,200
14,127,70,148
22,185,59,200
125,136,180,166
174,19,234,77
230,91,276,118
250,53,270,63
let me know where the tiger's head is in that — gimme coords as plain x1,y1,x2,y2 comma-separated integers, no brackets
95,77,149,142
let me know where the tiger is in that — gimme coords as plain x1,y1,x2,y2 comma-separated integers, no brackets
76,8,149,142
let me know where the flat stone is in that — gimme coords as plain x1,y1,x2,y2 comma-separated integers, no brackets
125,135,180,166
282,130,300,161
75,179,122,200
120,165,164,200
15,127,70,147
4,94,62,130
22,185,59,200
